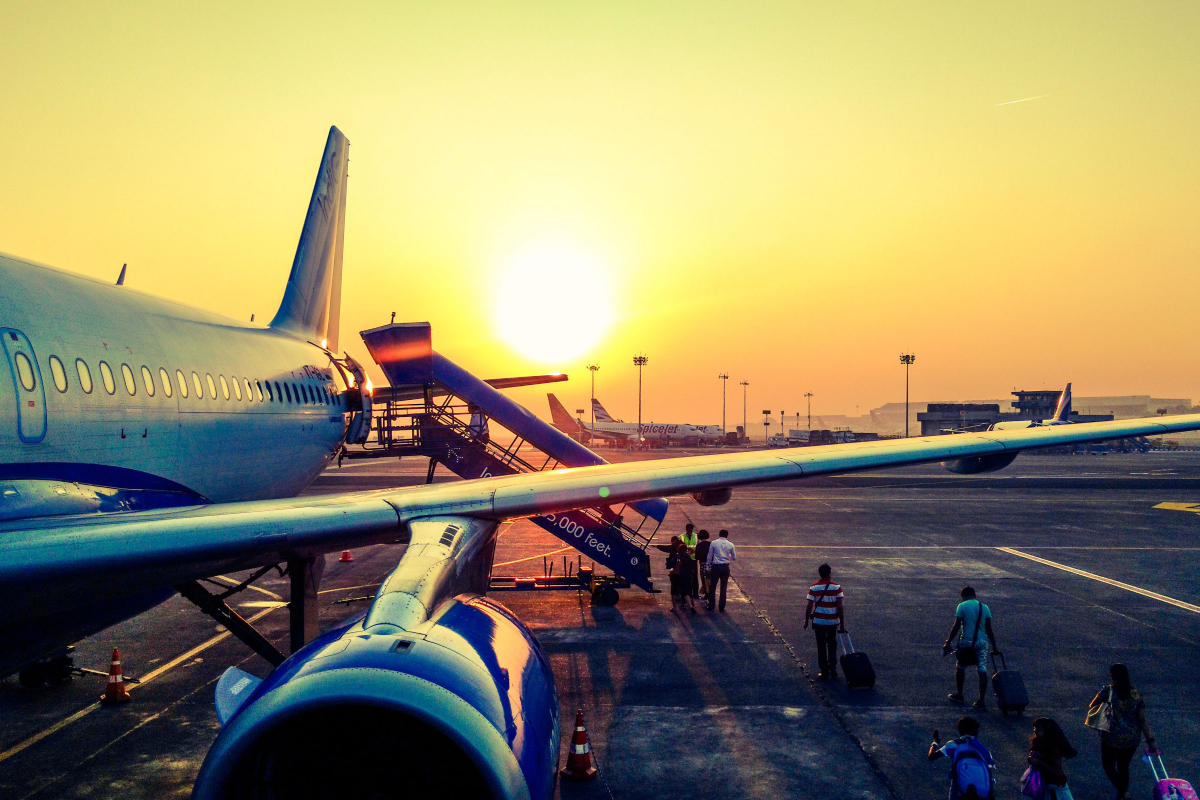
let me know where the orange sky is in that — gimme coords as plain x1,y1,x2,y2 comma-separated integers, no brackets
2,2,1198,427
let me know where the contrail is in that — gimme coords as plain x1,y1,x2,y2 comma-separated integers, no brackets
995,94,1051,107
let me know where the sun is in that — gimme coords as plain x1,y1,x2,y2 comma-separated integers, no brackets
493,242,614,364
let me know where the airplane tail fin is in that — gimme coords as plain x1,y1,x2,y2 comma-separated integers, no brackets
547,393,581,433
1052,382,1072,423
270,126,349,351
592,398,616,422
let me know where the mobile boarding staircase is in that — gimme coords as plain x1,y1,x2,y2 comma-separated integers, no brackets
347,322,667,602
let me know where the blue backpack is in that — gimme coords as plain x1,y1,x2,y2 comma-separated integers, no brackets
951,738,994,799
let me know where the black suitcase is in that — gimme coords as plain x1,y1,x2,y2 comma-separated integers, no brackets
838,631,876,690
991,653,1028,716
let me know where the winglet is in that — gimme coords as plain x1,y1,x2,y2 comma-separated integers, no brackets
115,264,126,286
547,393,581,433
270,126,349,349
1052,383,1072,423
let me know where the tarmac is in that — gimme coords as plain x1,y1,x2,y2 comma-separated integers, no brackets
1,449,1199,798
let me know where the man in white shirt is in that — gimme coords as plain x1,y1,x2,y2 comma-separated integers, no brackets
705,529,736,611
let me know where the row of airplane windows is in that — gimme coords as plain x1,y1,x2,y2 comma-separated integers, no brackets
11,352,339,407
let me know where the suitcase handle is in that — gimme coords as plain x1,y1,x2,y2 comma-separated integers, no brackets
995,652,1007,672
1145,747,1169,782
837,630,854,656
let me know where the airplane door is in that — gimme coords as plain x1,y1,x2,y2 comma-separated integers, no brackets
1,329,47,443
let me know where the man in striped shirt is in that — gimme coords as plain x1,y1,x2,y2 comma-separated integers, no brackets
804,564,845,680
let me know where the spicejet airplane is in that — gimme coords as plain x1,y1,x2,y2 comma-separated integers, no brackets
547,393,724,444
4,128,1200,800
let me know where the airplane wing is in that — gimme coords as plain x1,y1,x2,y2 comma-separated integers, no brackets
6,413,1199,602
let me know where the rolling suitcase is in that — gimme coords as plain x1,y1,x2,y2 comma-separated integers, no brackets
1147,748,1198,800
837,631,876,690
991,652,1028,716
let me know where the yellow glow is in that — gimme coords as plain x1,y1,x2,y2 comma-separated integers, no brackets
2,5,1199,422
493,242,613,364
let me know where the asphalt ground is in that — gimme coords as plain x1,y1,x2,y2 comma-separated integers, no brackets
1,448,1198,798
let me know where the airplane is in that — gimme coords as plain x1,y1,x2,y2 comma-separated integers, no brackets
944,383,1077,473
548,393,725,445
4,127,1200,800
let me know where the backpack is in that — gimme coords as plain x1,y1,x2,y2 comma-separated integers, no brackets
951,738,993,799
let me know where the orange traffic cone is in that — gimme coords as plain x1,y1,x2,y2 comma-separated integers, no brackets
339,550,354,563
100,648,131,705
559,708,598,781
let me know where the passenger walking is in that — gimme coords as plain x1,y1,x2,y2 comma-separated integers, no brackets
695,530,712,600
1026,717,1078,799
665,537,684,609
705,529,736,611
681,524,700,600
943,587,1002,710
1086,663,1156,800
928,716,996,799
804,564,845,680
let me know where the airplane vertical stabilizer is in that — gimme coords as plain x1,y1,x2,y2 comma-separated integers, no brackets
1052,383,1072,423
547,393,581,433
270,126,349,347
592,398,616,422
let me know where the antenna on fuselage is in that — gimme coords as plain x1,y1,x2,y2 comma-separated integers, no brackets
115,264,126,286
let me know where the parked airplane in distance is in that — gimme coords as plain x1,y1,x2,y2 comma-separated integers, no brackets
5,129,1200,800
547,393,724,445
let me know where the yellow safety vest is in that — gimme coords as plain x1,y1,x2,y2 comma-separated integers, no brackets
681,531,697,556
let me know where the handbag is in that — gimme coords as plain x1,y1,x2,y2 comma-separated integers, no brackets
1084,686,1115,733
955,600,984,666
1020,765,1044,800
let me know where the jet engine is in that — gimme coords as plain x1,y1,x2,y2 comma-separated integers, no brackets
193,516,560,800
942,452,1019,474
691,487,733,506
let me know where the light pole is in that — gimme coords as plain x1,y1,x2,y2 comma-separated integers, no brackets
900,353,916,438
576,409,585,442
780,410,785,438
763,409,771,445
587,364,599,443
633,355,648,447
740,380,749,443
718,373,729,437
804,392,813,430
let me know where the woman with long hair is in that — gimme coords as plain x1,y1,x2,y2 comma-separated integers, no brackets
1028,717,1078,799
1089,663,1156,800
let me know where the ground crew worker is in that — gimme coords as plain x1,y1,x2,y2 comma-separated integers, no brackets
680,524,699,599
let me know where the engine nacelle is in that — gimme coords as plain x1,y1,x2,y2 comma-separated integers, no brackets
692,487,733,506
943,452,1019,474
193,595,558,800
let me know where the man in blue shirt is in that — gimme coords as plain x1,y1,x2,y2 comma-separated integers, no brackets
943,586,1002,710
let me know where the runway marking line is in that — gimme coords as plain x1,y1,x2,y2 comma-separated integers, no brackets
735,545,1200,550
1154,502,1200,515
997,547,1200,614
0,606,277,765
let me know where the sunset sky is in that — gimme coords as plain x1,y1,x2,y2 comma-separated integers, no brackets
2,2,1198,428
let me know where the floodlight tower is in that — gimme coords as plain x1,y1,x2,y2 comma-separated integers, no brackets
587,364,599,442
633,355,648,446
740,380,749,443
718,373,729,437
804,392,814,430
900,353,916,438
